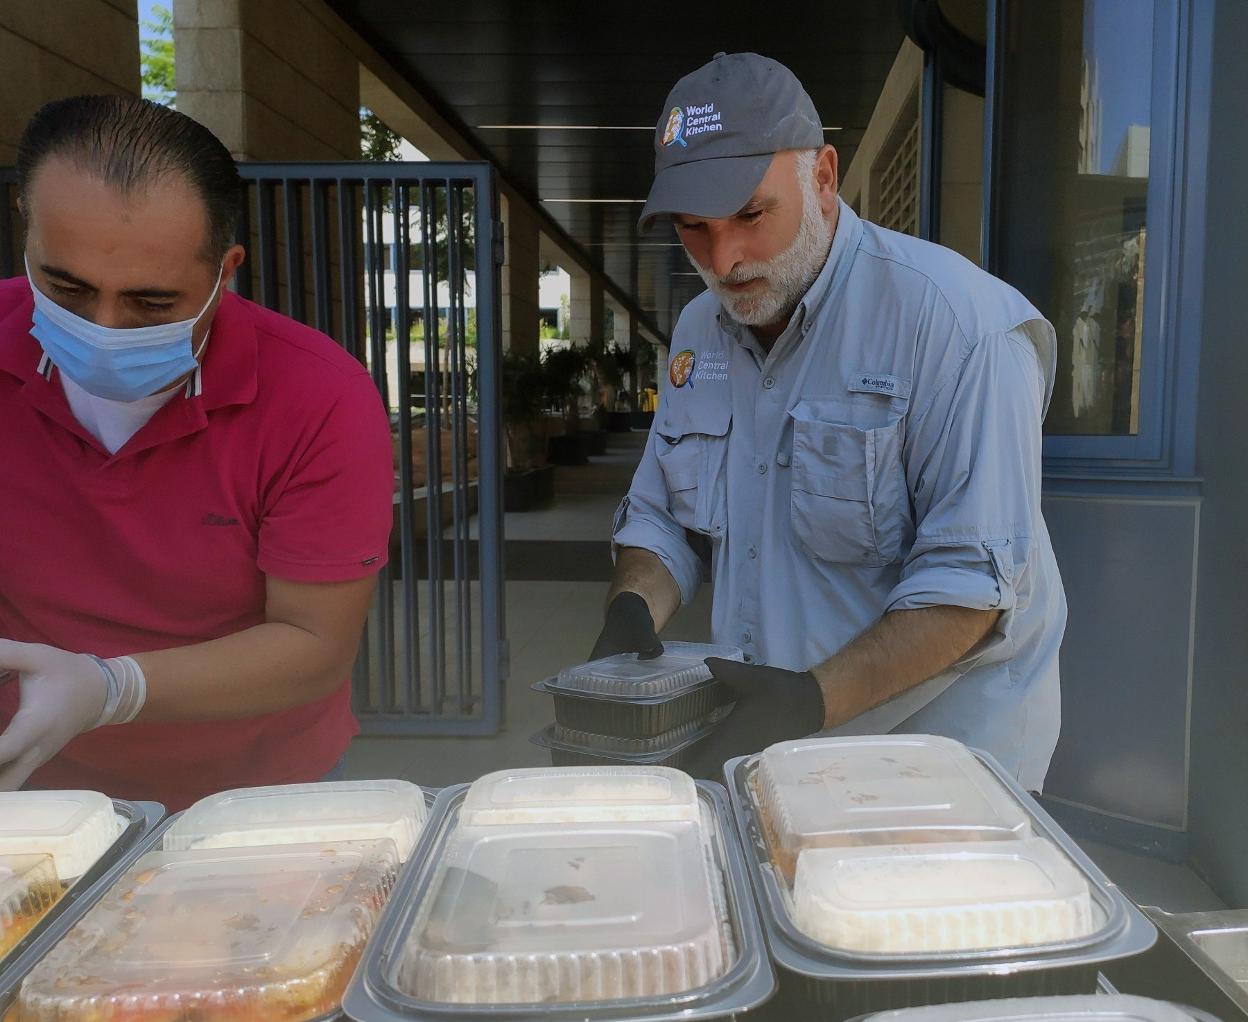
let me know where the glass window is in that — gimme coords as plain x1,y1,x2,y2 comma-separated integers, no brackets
994,0,1154,437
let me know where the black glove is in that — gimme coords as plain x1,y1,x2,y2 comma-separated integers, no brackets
684,658,825,780
589,592,664,661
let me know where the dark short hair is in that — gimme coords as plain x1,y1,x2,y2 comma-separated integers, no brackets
16,94,242,262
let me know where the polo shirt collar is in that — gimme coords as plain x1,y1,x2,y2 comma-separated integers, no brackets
0,282,259,458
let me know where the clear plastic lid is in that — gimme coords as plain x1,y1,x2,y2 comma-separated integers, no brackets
0,854,61,960
551,641,744,699
396,820,728,1004
859,994,1208,1022
753,735,1031,878
460,766,700,826
13,840,399,1022
791,838,1096,954
0,790,120,878
1189,924,1248,985
163,780,428,861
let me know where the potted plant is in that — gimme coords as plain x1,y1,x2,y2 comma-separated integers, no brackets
543,345,592,465
500,349,555,511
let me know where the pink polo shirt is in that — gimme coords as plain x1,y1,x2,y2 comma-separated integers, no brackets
0,278,393,811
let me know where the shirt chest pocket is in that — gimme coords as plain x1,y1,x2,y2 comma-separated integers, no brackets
788,398,910,566
656,403,731,538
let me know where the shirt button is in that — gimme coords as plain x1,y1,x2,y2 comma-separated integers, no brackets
748,545,758,559
742,631,753,644
763,376,775,389
743,653,754,664
757,462,768,475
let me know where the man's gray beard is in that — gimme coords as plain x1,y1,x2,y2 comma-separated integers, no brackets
693,173,834,328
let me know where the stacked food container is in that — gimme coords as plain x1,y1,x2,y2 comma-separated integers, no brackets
2,779,430,1022
855,993,1222,1022
0,789,162,1000
344,765,775,1020
531,642,741,767
1121,908,1248,1017
724,735,1157,1019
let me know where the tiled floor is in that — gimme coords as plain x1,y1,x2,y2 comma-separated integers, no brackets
347,429,1229,914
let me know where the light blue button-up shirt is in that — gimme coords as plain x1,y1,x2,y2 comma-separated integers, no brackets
613,201,1067,790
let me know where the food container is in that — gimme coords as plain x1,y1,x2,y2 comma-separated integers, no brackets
853,993,1223,1022
163,780,429,861
0,798,163,1007
0,858,60,960
530,711,725,769
0,791,122,880
459,765,700,826
7,840,400,1022
753,735,1032,882
532,642,743,738
791,839,1096,953
725,737,1157,1020
1129,908,1248,1017
343,778,775,1021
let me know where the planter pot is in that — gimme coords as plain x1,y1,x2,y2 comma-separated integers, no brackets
547,433,587,465
630,410,655,431
607,411,633,432
579,429,608,458
503,465,555,511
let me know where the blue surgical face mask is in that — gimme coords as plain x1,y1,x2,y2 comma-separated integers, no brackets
25,256,224,402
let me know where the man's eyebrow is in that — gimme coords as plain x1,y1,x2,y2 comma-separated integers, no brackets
39,264,183,300
738,196,780,214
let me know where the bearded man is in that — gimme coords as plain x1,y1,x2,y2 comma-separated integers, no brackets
593,52,1067,789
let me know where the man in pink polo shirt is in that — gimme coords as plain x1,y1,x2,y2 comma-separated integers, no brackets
0,96,393,811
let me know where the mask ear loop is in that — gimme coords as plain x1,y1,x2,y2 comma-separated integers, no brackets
184,262,226,396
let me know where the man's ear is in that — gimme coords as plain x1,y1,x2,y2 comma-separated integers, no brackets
814,144,839,215
221,243,247,289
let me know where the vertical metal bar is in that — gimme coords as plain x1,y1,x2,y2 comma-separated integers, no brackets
419,182,446,709
474,168,506,730
919,48,943,243
336,181,361,362
447,183,472,712
982,0,1003,271
0,180,14,279
363,179,397,714
283,179,305,322
310,181,332,335
393,180,421,714
256,181,278,310
235,184,254,301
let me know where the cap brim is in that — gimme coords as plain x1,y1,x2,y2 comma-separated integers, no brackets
638,153,775,232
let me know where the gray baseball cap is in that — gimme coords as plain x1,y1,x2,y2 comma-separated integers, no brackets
639,52,824,231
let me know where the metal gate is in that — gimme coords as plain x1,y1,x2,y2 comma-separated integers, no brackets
0,163,507,736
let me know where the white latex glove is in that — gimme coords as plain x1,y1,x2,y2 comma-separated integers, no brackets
0,639,109,791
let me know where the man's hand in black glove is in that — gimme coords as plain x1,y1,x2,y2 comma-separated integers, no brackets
685,658,825,780
589,592,664,661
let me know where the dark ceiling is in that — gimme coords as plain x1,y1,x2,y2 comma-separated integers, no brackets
326,1,907,338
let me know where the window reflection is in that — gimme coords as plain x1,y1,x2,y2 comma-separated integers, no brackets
996,0,1152,436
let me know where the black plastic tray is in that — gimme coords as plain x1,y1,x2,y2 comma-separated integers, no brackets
534,678,722,738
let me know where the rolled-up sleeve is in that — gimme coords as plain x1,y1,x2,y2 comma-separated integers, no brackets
610,422,704,605
886,325,1050,652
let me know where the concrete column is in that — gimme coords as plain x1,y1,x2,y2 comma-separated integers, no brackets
0,1,140,162
173,0,359,160
939,85,985,265
500,194,540,355
568,270,604,348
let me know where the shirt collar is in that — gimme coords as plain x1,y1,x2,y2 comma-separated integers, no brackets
716,197,862,352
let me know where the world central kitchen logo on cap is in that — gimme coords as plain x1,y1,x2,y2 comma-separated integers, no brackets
662,103,724,147
669,349,696,387
662,107,687,147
